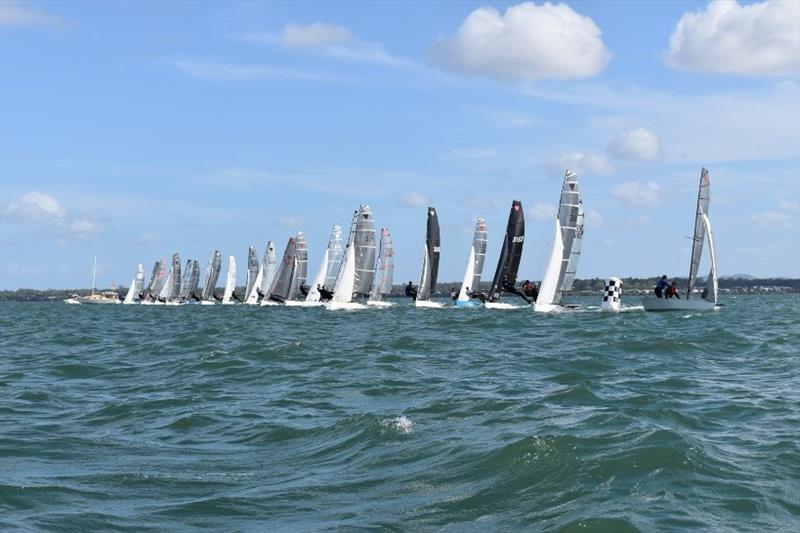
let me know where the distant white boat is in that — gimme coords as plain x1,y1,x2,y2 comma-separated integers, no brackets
122,263,144,304
199,250,222,305
77,255,120,305
368,227,394,307
535,171,584,313
243,246,260,304
643,168,719,312
414,207,442,308
259,242,277,306
328,206,374,310
456,217,487,308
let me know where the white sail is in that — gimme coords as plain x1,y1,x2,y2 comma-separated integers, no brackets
369,227,394,302
562,203,584,292
244,265,264,304
332,244,356,303
261,242,277,295
222,255,236,304
701,213,719,304
325,225,343,289
458,217,487,302
687,168,711,298
123,263,144,304
534,218,564,312
306,251,329,302
457,247,476,303
158,270,171,302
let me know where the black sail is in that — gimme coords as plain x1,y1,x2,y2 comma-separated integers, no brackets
487,200,525,302
417,207,440,301
269,237,297,303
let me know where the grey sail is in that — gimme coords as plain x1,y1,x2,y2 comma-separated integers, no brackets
269,237,297,303
245,246,259,301
417,207,440,301
353,205,377,297
201,250,222,301
687,167,711,299
167,253,181,302
552,171,581,304
179,259,194,301
472,217,488,292
487,200,524,302
288,232,308,301
261,242,277,294
369,227,394,301
562,200,584,292
144,259,164,300
324,225,344,290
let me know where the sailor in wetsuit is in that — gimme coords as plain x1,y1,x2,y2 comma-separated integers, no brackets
318,284,334,301
405,281,417,299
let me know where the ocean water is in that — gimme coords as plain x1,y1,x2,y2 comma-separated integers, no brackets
1,295,798,531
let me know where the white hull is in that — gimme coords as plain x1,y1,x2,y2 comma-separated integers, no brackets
642,297,717,312
79,298,120,305
221,301,236,306
200,300,215,306
485,302,526,310
64,298,81,305
367,300,395,307
165,301,182,306
414,300,444,308
327,301,367,311
260,300,279,306
285,300,324,307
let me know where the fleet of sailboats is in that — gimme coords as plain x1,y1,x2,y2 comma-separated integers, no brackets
74,168,721,313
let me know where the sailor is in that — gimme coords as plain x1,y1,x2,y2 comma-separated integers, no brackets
318,284,334,301
530,283,539,302
451,288,459,300
654,275,668,298
405,281,417,298
300,284,309,296
666,281,680,299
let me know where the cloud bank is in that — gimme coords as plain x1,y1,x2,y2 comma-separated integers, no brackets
607,128,661,161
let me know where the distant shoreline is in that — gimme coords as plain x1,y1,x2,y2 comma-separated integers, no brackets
2,277,797,302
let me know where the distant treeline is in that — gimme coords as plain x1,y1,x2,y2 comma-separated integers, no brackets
2,277,797,302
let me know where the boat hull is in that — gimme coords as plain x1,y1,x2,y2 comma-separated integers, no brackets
367,300,394,307
327,301,367,311
285,300,324,307
642,297,718,312
78,298,120,305
414,300,444,308
486,301,525,310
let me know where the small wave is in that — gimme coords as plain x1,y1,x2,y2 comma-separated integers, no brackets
383,415,414,434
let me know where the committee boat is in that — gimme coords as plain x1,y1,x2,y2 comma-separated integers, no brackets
77,255,120,304
414,207,442,308
483,200,526,309
642,168,719,312
535,170,584,313
456,217,487,308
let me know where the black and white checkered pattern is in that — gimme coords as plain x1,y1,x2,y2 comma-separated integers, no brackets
601,277,622,311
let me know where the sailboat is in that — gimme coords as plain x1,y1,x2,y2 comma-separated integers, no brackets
284,232,309,305
483,200,526,309
535,170,585,312
456,217,487,308
259,242,278,306
77,255,120,304
643,168,719,311
221,255,237,305
367,227,395,307
140,259,166,305
178,259,200,303
414,207,442,308
199,250,222,305
266,237,298,304
122,263,144,304
328,205,376,310
243,246,260,304
163,253,182,305
304,225,343,306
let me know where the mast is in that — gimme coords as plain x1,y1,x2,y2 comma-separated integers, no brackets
687,167,711,299
91,254,97,296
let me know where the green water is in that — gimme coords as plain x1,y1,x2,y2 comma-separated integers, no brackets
1,295,798,531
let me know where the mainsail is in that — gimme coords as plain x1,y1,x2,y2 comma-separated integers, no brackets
167,252,181,302
536,171,582,308
145,259,166,300
221,255,236,304
487,200,524,302
188,260,200,301
331,210,359,303
261,242,277,295
353,205,377,297
458,217,487,302
287,232,308,301
244,246,259,301
269,237,297,303
416,207,440,301
369,227,394,302
179,259,194,301
123,263,144,304
687,167,711,299
201,250,222,301
307,225,342,302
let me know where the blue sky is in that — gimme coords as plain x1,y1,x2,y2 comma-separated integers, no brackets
1,0,798,290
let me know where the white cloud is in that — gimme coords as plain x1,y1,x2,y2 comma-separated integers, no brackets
243,23,408,67
281,22,352,47
779,200,799,211
666,0,800,76
5,192,67,221
136,232,162,246
438,148,497,161
400,191,430,208
0,1,63,27
607,128,661,161
543,152,615,177
430,2,611,80
168,59,342,83
585,209,604,226
626,214,651,226
612,181,662,208
460,196,495,209
3,191,105,239
279,216,305,230
530,202,556,221
752,210,792,228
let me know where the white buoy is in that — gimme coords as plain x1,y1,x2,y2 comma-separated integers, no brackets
601,277,622,312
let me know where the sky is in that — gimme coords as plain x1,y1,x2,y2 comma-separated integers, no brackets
1,0,799,290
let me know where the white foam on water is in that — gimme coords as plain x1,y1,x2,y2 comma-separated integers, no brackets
385,415,414,434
